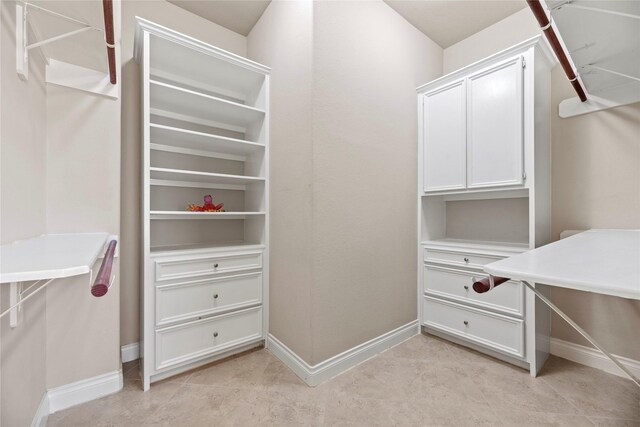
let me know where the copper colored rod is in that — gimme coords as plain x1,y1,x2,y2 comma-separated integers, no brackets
526,0,587,102
102,0,116,84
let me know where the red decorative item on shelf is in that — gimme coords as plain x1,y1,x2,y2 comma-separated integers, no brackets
187,195,225,212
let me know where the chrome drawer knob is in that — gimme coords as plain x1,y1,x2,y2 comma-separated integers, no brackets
214,263,219,268
464,257,469,263
463,320,469,326
213,332,219,338
213,294,219,299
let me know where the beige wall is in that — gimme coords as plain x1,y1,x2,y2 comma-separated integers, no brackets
549,68,640,359
443,8,640,360
1,4,48,425
249,0,442,365
119,0,248,347
310,0,442,363
45,82,122,387
1,1,122,423
247,0,315,361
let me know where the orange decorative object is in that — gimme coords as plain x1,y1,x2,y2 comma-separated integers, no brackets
187,195,225,212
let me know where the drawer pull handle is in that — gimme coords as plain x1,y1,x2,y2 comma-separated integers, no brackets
213,294,219,299
463,285,469,290
214,263,219,268
464,257,469,263
463,320,469,326
213,332,219,338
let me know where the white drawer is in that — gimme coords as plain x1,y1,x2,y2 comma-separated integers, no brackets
424,248,501,269
423,265,524,316
154,251,262,282
155,272,262,326
422,296,524,358
155,307,262,370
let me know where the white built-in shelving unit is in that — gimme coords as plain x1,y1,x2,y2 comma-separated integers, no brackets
417,36,557,376
134,17,270,389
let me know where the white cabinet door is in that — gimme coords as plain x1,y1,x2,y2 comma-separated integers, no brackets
467,56,524,189
423,80,466,193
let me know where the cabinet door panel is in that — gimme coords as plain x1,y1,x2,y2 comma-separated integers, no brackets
467,56,524,189
423,80,466,193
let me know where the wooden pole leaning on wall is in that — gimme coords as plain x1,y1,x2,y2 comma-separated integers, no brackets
102,0,117,84
526,0,587,102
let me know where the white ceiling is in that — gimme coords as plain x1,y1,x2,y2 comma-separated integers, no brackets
167,0,527,48
384,0,527,48
167,0,271,36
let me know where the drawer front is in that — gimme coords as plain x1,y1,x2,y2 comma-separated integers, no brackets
424,248,501,269
422,296,524,358
423,265,524,316
155,307,262,370
155,251,262,282
156,272,262,326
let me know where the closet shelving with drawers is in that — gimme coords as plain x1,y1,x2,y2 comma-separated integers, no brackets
134,18,270,389
417,36,556,376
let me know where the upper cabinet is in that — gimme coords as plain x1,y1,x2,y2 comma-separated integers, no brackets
423,80,466,193
418,38,553,195
467,56,524,189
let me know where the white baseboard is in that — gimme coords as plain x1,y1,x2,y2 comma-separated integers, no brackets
268,320,419,387
48,370,123,413
30,393,49,427
121,342,140,363
550,337,640,380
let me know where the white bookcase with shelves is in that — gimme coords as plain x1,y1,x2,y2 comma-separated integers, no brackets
417,36,556,376
135,17,270,389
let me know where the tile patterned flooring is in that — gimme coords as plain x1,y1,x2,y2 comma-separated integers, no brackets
48,334,640,426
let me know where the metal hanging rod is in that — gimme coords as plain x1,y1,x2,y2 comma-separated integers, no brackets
526,0,588,102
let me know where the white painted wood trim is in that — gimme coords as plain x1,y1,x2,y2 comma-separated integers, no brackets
121,342,140,363
551,337,640,380
268,320,419,387
48,370,123,413
30,393,49,427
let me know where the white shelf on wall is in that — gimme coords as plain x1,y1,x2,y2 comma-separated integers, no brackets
150,124,264,160
149,35,266,103
150,241,265,255
150,80,265,132
150,167,264,189
0,233,110,283
422,238,529,255
149,211,265,220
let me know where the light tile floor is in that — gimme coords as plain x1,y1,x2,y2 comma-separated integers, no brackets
48,334,640,426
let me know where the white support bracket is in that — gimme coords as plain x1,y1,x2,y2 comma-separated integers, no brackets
2,279,55,328
523,280,640,388
15,2,120,99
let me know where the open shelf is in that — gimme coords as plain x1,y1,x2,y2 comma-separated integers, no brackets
150,241,265,255
422,238,529,255
149,33,267,106
150,80,265,132
149,211,265,220
150,124,264,160
150,167,264,189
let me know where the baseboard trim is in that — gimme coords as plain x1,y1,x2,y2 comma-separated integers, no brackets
121,342,140,363
48,369,123,413
30,392,49,427
268,320,420,386
550,337,640,380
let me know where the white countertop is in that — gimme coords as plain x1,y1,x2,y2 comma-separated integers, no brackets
484,230,640,300
0,233,110,283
